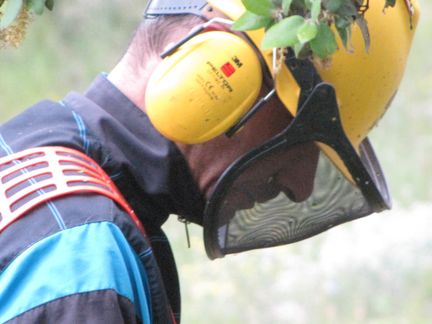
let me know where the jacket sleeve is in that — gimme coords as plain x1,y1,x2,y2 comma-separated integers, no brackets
0,211,152,324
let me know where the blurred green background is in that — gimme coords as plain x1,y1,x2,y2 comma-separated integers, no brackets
1,1,431,323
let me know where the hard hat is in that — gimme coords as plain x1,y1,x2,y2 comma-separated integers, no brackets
143,0,420,258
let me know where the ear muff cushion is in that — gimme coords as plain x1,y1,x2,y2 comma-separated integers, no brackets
145,31,263,144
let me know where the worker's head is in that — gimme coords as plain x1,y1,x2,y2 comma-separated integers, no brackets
138,0,419,258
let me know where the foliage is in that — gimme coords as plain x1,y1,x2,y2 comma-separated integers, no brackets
233,0,407,61
0,0,53,47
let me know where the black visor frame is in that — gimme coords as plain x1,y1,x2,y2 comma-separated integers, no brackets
204,53,391,259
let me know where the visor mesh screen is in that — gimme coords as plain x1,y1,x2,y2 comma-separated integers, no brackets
217,148,373,253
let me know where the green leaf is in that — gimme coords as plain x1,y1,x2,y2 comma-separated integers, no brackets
322,0,342,13
282,0,292,15
293,41,304,57
335,16,353,50
310,22,337,59
335,1,357,17
297,21,318,44
262,15,305,49
385,0,396,8
27,0,45,15
310,0,321,21
292,0,306,7
334,16,352,50
232,11,273,31
355,16,370,52
45,0,53,10
0,0,23,29
241,0,275,17
334,15,351,29
336,25,350,49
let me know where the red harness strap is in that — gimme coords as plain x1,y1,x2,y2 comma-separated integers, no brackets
0,146,178,323
0,146,145,234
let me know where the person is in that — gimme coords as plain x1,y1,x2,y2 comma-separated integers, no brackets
0,0,419,323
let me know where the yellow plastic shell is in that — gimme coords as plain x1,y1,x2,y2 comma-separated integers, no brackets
208,0,420,148
145,31,262,144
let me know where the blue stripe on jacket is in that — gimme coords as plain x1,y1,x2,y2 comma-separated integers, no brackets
0,222,152,323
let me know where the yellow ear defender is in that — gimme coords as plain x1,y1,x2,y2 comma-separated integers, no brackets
145,28,263,144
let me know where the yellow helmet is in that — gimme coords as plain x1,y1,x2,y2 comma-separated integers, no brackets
143,0,421,258
209,0,420,148
207,0,420,180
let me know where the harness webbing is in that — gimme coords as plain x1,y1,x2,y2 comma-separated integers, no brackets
0,146,179,323
0,146,145,234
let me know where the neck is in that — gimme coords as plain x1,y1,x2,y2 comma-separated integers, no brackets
107,52,160,112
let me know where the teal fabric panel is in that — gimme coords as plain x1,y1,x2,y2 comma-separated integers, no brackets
0,222,152,323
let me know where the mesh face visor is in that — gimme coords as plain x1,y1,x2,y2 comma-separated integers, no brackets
204,81,391,259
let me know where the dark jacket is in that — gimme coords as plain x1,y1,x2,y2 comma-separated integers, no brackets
0,75,205,323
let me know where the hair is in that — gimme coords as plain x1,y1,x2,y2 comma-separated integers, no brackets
127,15,205,70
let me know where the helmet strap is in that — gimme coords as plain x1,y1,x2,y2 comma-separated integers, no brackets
144,0,208,18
